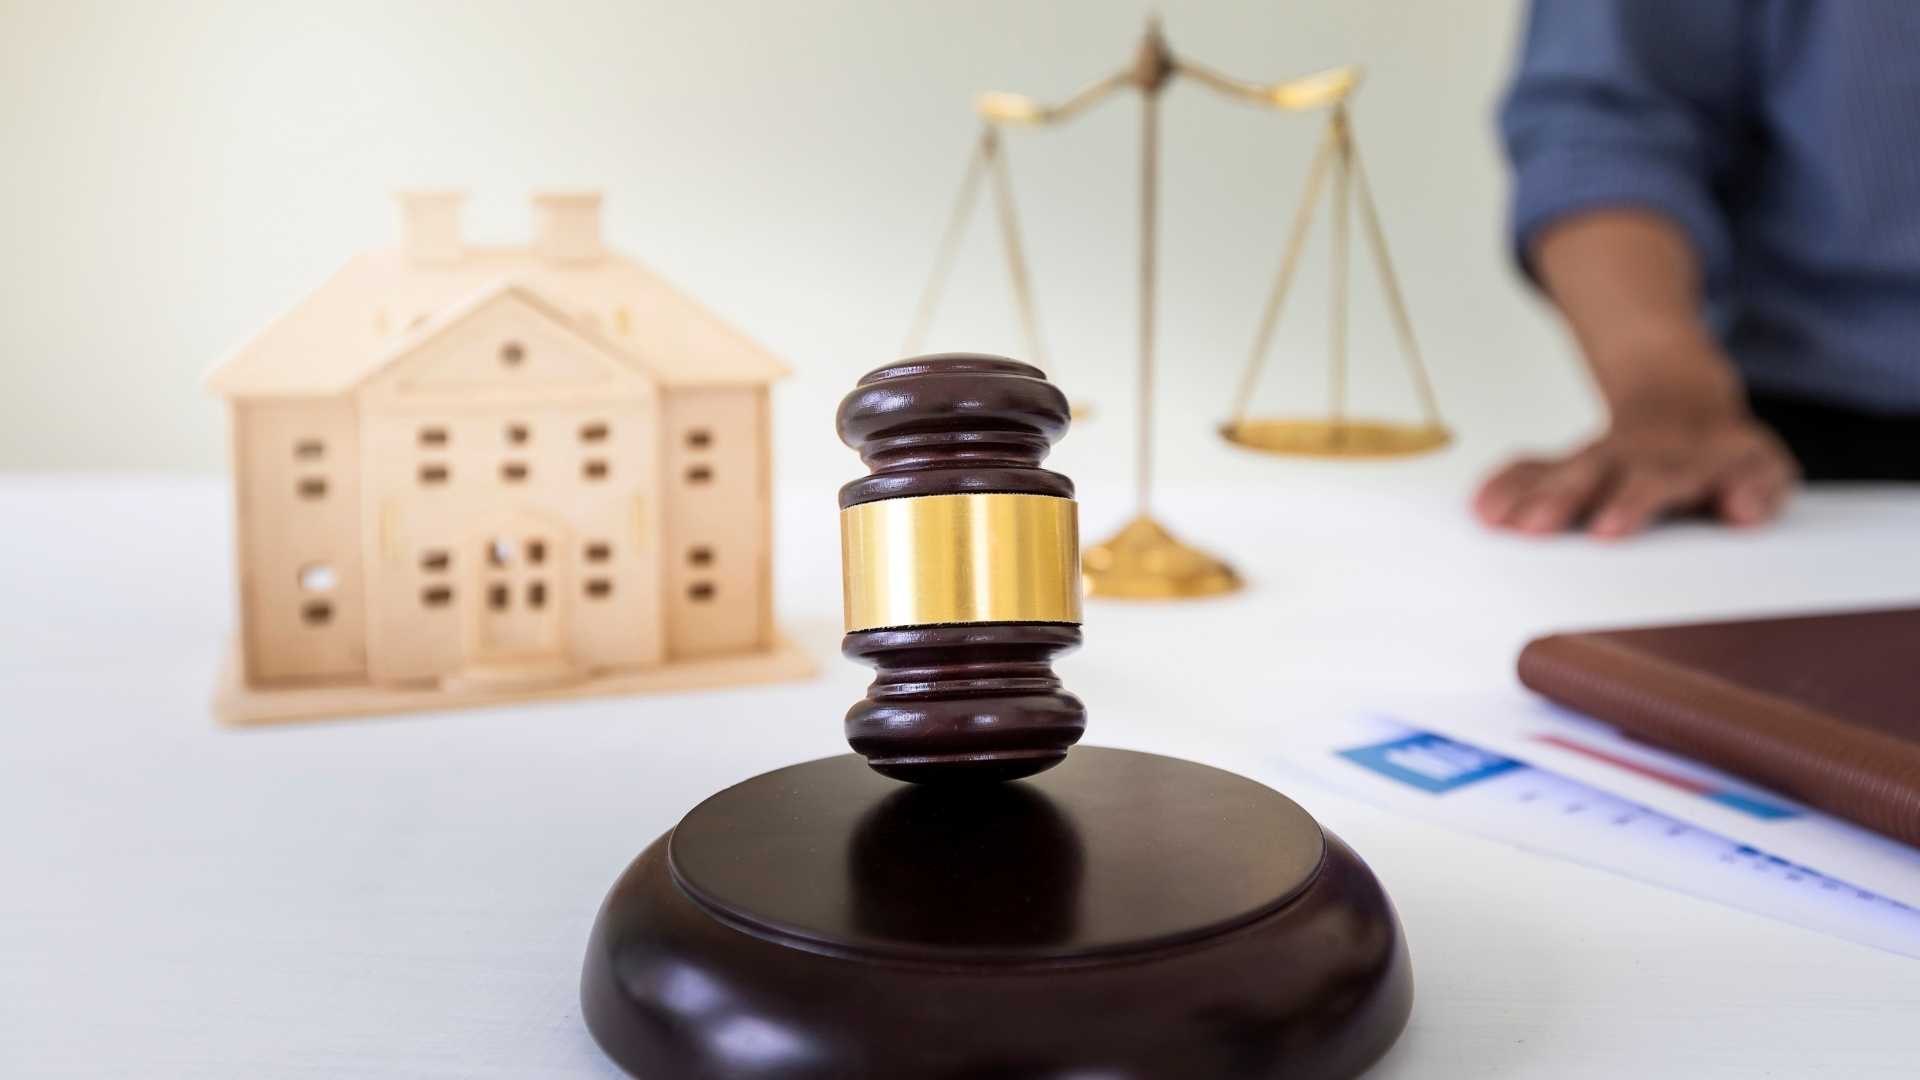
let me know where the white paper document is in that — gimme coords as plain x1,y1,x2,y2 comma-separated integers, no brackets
1400,692,1920,910
1250,712,1920,961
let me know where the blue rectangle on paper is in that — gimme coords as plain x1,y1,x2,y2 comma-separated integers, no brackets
1339,732,1523,794
1708,790,1800,819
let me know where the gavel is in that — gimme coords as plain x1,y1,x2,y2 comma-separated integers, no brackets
581,352,1413,1079
836,354,1087,783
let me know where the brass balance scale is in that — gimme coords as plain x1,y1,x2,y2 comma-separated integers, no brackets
903,19,1450,600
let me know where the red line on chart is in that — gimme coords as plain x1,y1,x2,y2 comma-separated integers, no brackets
1531,734,1716,795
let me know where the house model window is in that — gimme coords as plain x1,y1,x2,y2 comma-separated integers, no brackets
204,190,800,724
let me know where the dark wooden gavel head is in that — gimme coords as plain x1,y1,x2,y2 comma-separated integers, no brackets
836,354,1086,783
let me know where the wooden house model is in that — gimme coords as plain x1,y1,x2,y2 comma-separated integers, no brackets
206,191,811,724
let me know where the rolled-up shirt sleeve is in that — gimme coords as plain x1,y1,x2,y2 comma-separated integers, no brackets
1500,0,1752,288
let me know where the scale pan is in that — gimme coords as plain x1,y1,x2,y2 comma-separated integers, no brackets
1220,418,1451,459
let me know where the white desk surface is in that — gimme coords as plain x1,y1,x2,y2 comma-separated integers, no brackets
4,471,1918,1078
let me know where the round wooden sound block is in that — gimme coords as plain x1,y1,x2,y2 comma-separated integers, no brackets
581,748,1412,1079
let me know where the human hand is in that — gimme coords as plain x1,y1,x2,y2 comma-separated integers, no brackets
1473,402,1800,539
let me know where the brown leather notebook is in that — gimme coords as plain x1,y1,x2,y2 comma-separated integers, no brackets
1517,607,1920,848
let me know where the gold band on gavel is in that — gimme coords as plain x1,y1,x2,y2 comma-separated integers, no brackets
841,493,1082,632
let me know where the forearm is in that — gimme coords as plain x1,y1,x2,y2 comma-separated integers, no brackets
1480,208,1798,536
1532,209,1746,418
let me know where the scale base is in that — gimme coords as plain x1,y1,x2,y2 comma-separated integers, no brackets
581,749,1411,1079
1082,514,1242,600
1221,417,1451,459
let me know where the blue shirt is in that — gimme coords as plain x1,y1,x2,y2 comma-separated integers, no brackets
1502,0,1920,413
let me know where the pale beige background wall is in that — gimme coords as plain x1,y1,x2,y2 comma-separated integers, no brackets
0,0,1593,488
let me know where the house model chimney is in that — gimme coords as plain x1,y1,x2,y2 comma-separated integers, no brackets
395,190,466,264
533,192,604,263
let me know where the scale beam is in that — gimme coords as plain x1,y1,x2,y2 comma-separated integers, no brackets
1177,62,1362,112
976,69,1132,127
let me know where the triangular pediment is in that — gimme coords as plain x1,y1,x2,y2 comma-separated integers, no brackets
359,282,653,401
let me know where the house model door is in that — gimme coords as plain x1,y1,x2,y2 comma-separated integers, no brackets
473,523,566,662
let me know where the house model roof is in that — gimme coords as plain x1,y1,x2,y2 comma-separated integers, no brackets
205,192,790,398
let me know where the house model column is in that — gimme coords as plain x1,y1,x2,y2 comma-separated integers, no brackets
206,191,810,724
